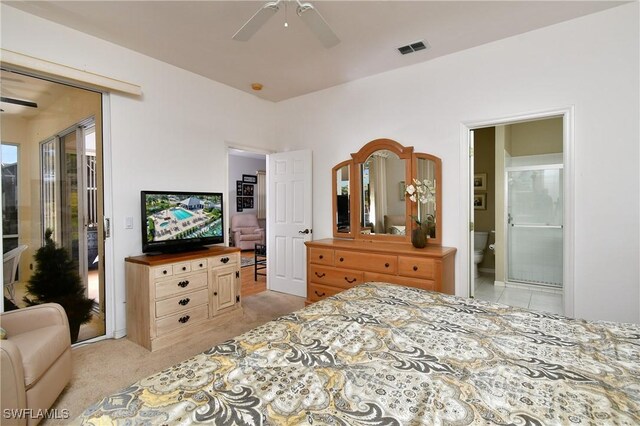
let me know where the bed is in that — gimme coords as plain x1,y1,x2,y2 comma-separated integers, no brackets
74,282,640,425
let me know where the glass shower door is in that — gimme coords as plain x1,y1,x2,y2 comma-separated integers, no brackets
507,167,563,287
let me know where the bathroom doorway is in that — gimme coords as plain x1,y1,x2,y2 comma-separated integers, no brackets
469,116,565,315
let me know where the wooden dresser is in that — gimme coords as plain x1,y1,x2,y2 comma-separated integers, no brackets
125,247,243,351
305,239,456,304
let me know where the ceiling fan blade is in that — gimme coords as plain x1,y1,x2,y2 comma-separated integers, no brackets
233,1,280,42
0,97,38,108
296,2,340,48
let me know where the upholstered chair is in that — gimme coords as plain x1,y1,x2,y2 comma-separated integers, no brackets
0,303,72,426
230,214,265,250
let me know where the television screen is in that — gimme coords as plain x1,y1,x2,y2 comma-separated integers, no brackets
141,191,224,253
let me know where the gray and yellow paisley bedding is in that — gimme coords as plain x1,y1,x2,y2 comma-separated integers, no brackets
75,282,640,425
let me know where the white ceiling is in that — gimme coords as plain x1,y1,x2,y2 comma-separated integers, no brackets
4,1,626,102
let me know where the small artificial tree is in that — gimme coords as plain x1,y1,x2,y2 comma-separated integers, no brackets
23,229,95,343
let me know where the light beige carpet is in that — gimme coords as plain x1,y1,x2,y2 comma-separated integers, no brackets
43,290,305,425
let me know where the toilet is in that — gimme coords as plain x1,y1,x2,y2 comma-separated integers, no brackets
473,231,489,278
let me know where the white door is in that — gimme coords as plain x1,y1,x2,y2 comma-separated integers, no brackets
267,150,312,297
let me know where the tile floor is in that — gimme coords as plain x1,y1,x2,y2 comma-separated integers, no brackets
474,274,564,315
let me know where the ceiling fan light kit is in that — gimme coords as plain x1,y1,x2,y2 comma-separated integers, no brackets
233,0,340,48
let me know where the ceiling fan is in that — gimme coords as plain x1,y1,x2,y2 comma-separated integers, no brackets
232,0,340,48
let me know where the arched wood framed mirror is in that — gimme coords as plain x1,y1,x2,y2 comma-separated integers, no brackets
331,138,443,245
351,139,413,242
332,159,355,238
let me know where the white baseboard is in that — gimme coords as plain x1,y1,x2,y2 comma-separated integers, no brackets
494,280,505,287
479,267,495,274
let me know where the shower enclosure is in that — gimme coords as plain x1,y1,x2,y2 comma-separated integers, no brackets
506,164,563,288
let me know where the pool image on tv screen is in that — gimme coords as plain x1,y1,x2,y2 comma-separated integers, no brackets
145,193,223,243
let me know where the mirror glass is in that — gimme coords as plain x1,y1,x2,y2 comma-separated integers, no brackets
416,157,437,239
359,150,407,235
335,164,351,234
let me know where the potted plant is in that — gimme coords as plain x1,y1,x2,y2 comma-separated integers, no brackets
23,229,95,343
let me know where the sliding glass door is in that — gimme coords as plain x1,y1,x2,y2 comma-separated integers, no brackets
507,166,563,287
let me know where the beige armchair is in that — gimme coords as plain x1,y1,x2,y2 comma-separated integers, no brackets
230,214,265,250
1,303,72,425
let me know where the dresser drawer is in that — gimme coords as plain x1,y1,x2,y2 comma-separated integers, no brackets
308,283,344,302
191,259,208,271
172,261,192,275
309,248,334,266
155,272,207,299
398,256,435,279
364,272,435,291
155,288,208,318
153,265,173,279
156,304,208,337
210,254,237,267
335,250,397,274
309,265,364,289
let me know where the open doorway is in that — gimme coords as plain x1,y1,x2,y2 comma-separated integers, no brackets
470,116,567,316
1,69,106,342
227,148,267,297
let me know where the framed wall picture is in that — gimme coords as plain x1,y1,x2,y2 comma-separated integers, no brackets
474,194,486,210
236,197,243,212
236,181,243,196
242,174,257,184
474,173,487,191
242,184,254,196
242,197,254,209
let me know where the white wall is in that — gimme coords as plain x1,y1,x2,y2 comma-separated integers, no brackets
1,5,276,336
273,3,640,323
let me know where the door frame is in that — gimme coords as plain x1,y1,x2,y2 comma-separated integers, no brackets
460,106,575,317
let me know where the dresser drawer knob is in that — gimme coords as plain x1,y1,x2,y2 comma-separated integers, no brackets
315,272,326,278
178,315,190,324
345,277,357,284
319,255,324,259
385,263,390,268
339,257,344,262
178,298,190,306
163,270,168,275
314,290,326,297
178,280,189,288
221,257,229,264
199,263,204,267
182,266,187,271
214,291,218,296
413,266,418,271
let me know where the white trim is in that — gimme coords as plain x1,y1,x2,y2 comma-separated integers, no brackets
101,94,119,338
505,164,564,172
461,107,575,317
1,49,142,96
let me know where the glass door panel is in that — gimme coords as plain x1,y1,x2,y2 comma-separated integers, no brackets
507,168,563,287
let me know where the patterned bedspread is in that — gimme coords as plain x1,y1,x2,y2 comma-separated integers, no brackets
75,283,640,425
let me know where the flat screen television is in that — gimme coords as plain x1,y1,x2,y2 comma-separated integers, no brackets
141,191,224,254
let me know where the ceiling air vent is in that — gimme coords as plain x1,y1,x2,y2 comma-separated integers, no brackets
397,40,429,55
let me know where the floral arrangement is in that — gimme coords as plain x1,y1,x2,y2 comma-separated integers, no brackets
405,178,436,227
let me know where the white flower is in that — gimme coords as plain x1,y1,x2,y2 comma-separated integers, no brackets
406,179,435,204
405,184,416,196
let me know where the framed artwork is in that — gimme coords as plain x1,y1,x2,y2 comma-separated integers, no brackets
236,181,243,196
242,184,254,196
474,194,486,210
242,197,254,209
236,197,243,212
242,174,257,184
474,173,487,191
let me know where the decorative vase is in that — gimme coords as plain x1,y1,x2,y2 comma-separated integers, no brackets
411,227,427,248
